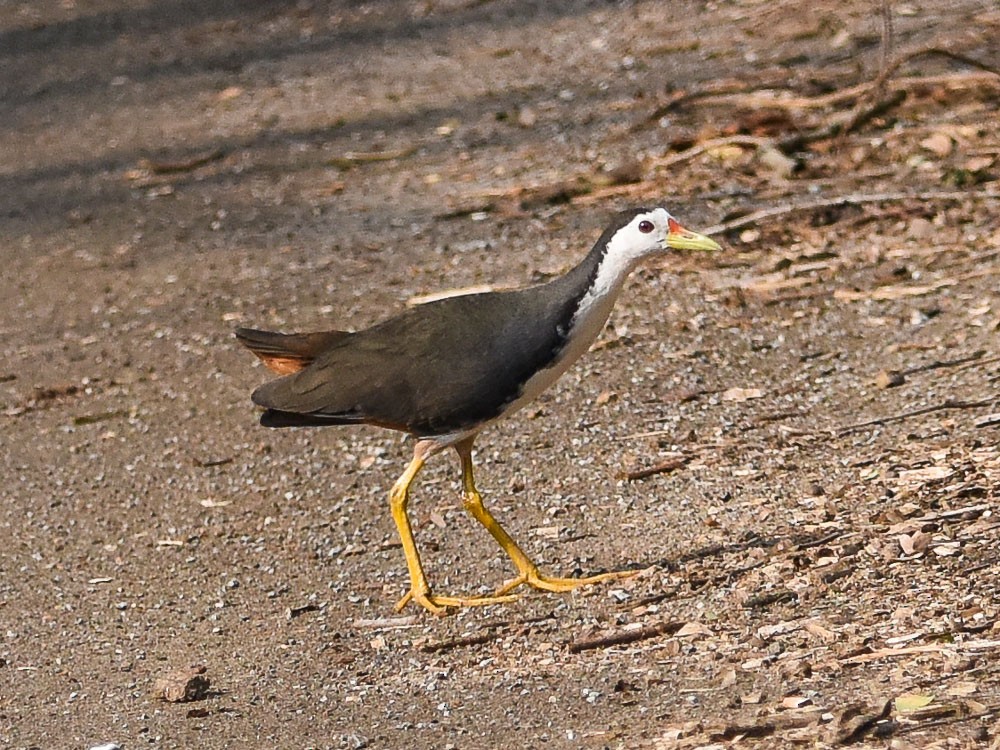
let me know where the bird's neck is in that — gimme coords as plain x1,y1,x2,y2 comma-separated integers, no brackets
541,238,642,367
560,238,642,329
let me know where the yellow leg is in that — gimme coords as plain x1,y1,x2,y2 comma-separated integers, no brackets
390,440,518,615
454,438,634,597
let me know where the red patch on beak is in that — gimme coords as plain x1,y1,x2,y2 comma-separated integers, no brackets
668,217,685,234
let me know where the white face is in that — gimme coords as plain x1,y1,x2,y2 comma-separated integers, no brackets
606,207,674,264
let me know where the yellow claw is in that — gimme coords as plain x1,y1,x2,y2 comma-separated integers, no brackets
385,437,630,616
388,440,520,616
455,438,634,599
395,588,520,616
495,568,636,596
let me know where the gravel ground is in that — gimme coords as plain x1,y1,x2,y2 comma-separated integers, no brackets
2,1,999,747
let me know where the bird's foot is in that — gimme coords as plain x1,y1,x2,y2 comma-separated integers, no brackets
395,587,519,616
496,566,636,596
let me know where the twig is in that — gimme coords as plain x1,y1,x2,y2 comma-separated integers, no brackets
840,644,950,664
916,503,992,523
833,699,894,744
704,190,999,236
419,612,556,651
653,135,772,170
664,71,998,114
744,589,797,609
328,146,417,169
895,703,1000,737
419,631,498,653
954,354,1000,373
350,615,420,629
876,0,895,92
836,396,999,437
874,46,1000,89
826,89,907,148
901,350,986,377
139,148,226,174
795,529,844,549
568,620,684,654
621,455,691,482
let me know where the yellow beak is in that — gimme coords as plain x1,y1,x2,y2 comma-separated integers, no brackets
665,217,722,252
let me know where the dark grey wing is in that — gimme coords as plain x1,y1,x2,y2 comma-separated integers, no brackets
250,282,583,435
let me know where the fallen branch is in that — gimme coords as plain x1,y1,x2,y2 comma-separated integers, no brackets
656,67,998,115
915,503,992,524
786,89,906,152
836,396,998,437
419,631,498,653
328,146,417,169
620,455,691,482
703,190,999,236
901,350,986,377
139,148,226,174
568,620,685,654
653,135,772,170
350,616,420,629
872,46,1000,92
840,644,949,664
953,354,1000,373
831,700,894,745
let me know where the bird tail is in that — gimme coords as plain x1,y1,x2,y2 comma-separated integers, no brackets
258,408,360,428
234,327,350,374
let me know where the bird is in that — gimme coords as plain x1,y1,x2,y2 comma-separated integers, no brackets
237,207,721,615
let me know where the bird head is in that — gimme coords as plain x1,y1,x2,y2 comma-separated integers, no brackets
614,207,721,260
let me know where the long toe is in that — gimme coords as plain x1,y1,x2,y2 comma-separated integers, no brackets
498,568,637,595
397,588,519,615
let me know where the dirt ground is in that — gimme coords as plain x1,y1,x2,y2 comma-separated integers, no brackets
2,1,999,747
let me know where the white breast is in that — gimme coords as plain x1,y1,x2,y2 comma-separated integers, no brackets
427,227,647,450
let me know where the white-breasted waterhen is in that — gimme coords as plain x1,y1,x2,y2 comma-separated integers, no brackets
237,207,721,615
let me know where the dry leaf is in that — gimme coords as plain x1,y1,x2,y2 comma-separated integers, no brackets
803,620,838,643
199,498,232,508
216,86,244,102
706,144,746,162
758,145,796,177
898,466,954,484
898,530,931,556
974,413,1000,428
946,681,977,697
931,541,960,557
721,387,765,402
920,132,953,158
834,281,954,301
781,695,813,709
532,525,562,540
595,390,616,406
894,693,934,712
675,621,713,638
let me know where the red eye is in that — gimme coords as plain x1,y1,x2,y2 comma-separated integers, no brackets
638,220,654,233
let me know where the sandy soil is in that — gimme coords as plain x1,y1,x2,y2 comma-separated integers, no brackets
2,1,999,747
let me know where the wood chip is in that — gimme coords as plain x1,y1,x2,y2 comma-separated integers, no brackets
721,387,765,402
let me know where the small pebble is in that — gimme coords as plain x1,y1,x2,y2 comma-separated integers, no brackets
153,664,210,703
875,369,905,389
